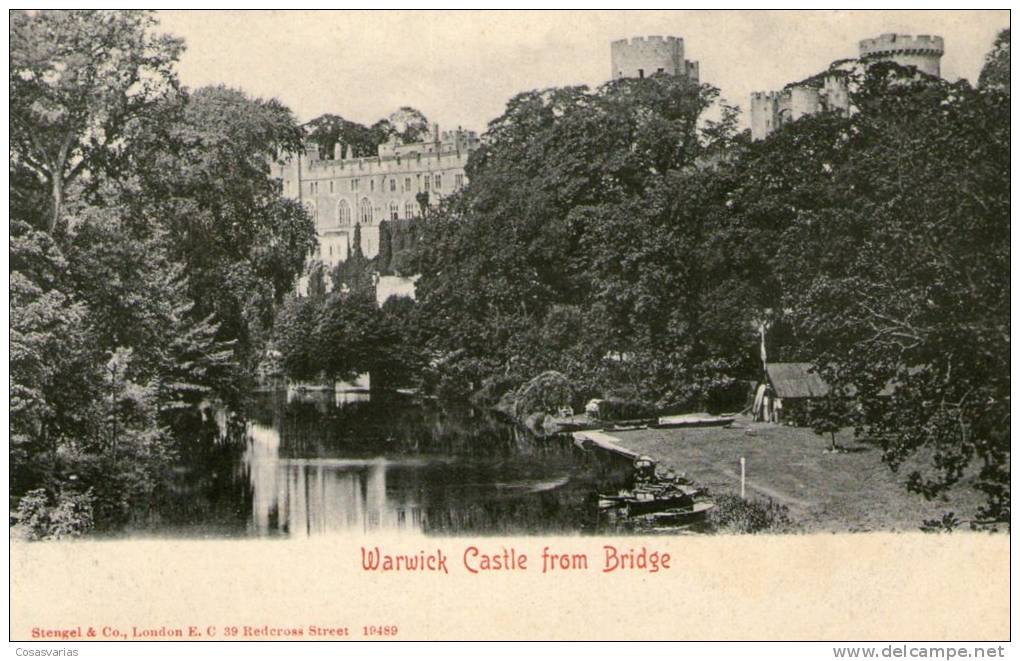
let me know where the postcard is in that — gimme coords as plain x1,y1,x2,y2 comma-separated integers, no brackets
8,9,1010,644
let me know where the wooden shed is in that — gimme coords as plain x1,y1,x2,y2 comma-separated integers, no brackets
753,362,832,424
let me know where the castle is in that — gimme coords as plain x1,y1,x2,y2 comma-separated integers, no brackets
276,35,699,274
275,31,943,272
610,35,700,82
271,124,480,266
751,33,945,141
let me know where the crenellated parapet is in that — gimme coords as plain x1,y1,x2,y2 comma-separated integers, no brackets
610,34,698,81
859,33,944,58
751,31,945,140
858,33,944,77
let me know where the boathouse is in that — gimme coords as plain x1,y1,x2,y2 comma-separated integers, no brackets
753,362,831,424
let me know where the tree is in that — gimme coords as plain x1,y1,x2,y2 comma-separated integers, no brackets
273,295,321,382
978,28,1009,91
9,10,184,231
10,220,99,495
807,390,852,453
10,13,315,532
332,223,375,298
118,84,316,368
773,65,1009,521
386,106,431,142
304,113,386,159
413,73,738,403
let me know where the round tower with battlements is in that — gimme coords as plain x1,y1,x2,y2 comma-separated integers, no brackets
610,35,699,82
858,33,944,78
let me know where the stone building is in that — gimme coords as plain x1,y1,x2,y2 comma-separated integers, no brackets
750,33,945,141
610,35,699,82
271,124,480,266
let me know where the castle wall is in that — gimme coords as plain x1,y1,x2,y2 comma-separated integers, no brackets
859,34,944,77
750,92,779,142
685,60,700,84
786,85,822,121
611,36,686,80
751,33,943,140
272,132,474,260
822,74,850,113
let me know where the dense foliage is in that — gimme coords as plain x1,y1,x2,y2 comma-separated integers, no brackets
9,11,316,537
303,106,431,159
404,57,1008,521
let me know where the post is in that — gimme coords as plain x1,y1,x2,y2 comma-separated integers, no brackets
740,457,746,500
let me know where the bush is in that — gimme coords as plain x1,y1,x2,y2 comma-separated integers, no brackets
513,371,574,419
595,398,657,421
707,494,792,534
471,374,520,409
13,487,95,540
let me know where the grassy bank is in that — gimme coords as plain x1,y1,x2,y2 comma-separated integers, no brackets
612,416,987,533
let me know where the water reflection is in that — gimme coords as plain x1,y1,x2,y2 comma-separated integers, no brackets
139,390,634,539
245,421,429,536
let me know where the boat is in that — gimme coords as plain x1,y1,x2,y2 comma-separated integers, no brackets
643,501,715,525
598,485,702,515
653,413,735,429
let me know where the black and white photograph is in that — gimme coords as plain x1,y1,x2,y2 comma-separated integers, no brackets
8,8,1011,646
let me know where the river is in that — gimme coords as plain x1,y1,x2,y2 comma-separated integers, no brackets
126,389,635,538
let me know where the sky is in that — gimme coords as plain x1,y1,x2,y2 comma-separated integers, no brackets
156,10,1009,132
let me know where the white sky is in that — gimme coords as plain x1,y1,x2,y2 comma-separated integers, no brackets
156,10,1009,132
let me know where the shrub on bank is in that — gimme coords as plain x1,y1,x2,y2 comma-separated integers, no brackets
12,487,95,540
707,494,793,534
513,371,574,418
593,398,658,421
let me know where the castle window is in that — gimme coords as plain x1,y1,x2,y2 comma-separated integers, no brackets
390,201,399,220
405,201,415,218
329,181,334,193
404,177,411,192
390,179,396,192
454,174,464,190
657,67,664,73
359,198,372,224
370,179,375,192
638,68,644,78
424,176,430,192
352,179,359,192
434,173,442,190
337,199,351,226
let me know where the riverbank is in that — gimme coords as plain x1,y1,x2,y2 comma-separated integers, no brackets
592,416,988,533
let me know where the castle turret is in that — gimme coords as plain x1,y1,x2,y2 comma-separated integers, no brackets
610,35,699,82
750,91,781,142
858,33,944,78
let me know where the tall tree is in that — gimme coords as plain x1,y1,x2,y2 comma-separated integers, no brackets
978,28,1009,91
118,85,316,367
412,73,729,400
9,10,183,231
773,65,1010,521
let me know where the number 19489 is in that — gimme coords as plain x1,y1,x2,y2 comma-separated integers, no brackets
363,625,398,637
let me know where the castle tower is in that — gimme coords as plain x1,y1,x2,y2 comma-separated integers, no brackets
858,33,944,78
610,35,699,82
